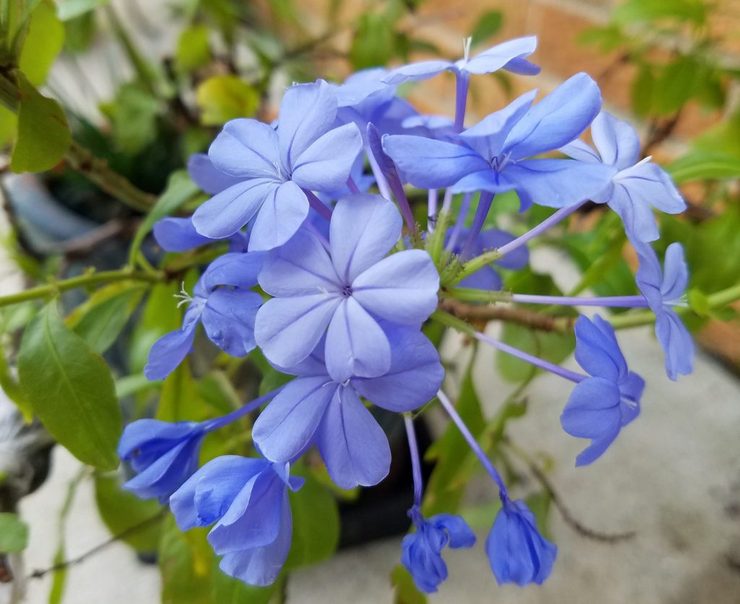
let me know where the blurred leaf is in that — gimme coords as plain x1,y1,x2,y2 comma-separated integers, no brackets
471,10,503,47
158,361,206,422
17,302,122,469
94,473,163,552
197,371,242,416
0,105,17,146
211,566,277,604
285,473,340,569
391,564,427,604
613,0,706,26
19,0,64,85
63,11,95,53
67,284,145,353
631,63,655,117
115,373,160,398
129,282,183,374
57,0,110,21
196,75,258,126
693,111,740,157
668,151,740,183
176,25,211,72
159,519,214,604
687,288,710,317
497,320,575,383
578,24,626,52
652,56,700,116
250,348,294,396
11,74,70,173
0,513,28,553
350,13,395,69
100,83,160,154
423,358,483,515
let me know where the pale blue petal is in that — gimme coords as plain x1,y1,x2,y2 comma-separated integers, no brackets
144,325,197,380
504,159,614,209
324,297,391,382
248,181,309,251
463,36,538,75
656,311,694,380
188,153,243,194
660,243,689,302
353,329,443,412
382,135,490,189
252,376,336,462
201,289,261,356
591,112,640,169
153,217,213,252
505,73,602,159
208,119,281,179
255,294,341,368
192,179,278,239
383,60,453,85
291,123,363,192
202,252,264,290
351,250,439,324
316,386,391,488
574,314,627,381
259,229,340,296
278,80,338,169
329,194,402,282
431,514,476,548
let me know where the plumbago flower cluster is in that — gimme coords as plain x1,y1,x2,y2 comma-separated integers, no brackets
118,36,695,592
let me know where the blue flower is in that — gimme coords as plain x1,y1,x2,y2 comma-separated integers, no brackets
188,152,242,194
561,315,644,466
634,241,694,380
254,194,439,381
191,81,363,250
252,328,443,489
144,253,264,380
401,507,476,593
384,36,539,85
486,497,557,586
118,419,205,501
383,74,614,209
153,217,249,253
170,456,303,587
447,228,529,290
561,112,685,242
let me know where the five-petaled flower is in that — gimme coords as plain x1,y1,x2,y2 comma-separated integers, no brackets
255,194,439,381
192,80,363,250
635,241,694,380
562,111,685,242
145,253,264,380
561,315,645,466
253,328,443,488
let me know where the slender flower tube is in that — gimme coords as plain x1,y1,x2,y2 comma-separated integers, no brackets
510,294,649,308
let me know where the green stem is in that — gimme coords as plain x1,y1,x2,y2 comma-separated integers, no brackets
443,287,512,303
431,309,476,336
609,282,740,329
428,210,452,267
448,248,503,286
0,269,161,309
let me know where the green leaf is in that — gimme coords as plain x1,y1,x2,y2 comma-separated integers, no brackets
631,63,655,117
687,288,710,317
196,75,258,126
56,0,110,21
176,25,211,72
11,74,70,173
159,518,214,604
0,513,28,553
17,302,122,469
211,563,277,604
391,564,427,604
470,10,503,47
67,284,145,353
285,473,340,569
350,13,395,69
99,83,161,153
668,151,740,183
423,358,484,515
613,0,706,26
63,11,95,53
94,473,163,552
158,361,206,422
652,56,700,116
19,0,64,85
128,170,199,266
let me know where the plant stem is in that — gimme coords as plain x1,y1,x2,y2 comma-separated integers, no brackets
437,389,507,496
496,202,585,257
0,269,161,308
403,414,423,507
65,141,157,212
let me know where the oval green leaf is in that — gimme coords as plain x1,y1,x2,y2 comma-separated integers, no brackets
18,302,122,469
